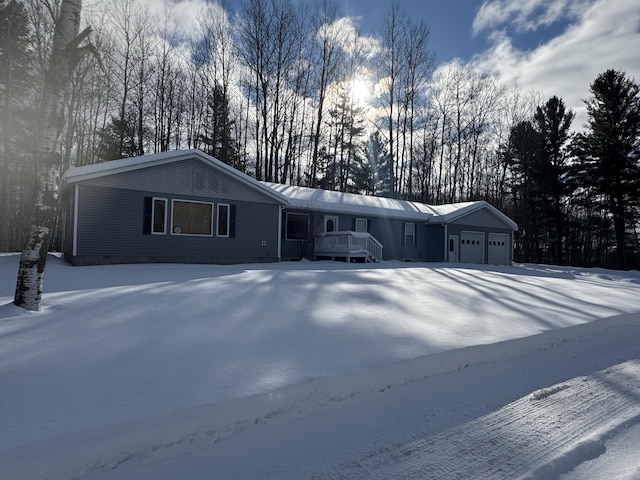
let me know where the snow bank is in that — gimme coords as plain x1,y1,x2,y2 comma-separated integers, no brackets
2,312,639,480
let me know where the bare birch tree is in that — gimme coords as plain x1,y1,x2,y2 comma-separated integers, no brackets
14,0,91,311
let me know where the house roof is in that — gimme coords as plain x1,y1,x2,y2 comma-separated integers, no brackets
264,182,518,230
62,150,289,205
62,149,516,230
428,201,519,230
263,182,435,222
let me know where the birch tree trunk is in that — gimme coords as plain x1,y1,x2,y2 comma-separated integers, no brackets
14,0,87,311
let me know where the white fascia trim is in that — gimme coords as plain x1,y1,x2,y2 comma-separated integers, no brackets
277,205,283,260
73,184,79,256
64,150,290,206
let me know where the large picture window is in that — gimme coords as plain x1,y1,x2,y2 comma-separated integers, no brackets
171,200,213,236
217,203,230,237
286,213,309,240
152,198,167,234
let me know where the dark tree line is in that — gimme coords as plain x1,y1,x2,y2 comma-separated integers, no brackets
1,0,639,269
504,71,640,269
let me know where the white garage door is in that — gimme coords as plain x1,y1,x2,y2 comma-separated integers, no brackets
488,233,510,265
460,231,484,264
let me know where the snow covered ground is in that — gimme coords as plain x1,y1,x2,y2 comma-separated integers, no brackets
0,253,639,479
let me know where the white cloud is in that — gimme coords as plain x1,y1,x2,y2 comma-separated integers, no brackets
468,0,640,129
473,0,594,36
137,0,209,41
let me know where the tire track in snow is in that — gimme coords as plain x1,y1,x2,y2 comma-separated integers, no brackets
317,360,640,480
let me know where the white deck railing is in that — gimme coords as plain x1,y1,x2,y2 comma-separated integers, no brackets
314,231,383,263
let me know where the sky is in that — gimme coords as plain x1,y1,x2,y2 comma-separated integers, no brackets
138,0,640,130
338,0,640,127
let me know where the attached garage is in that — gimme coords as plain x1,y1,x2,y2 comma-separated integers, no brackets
432,201,518,266
488,233,510,265
460,231,485,264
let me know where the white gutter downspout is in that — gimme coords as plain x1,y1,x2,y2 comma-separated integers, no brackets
72,184,79,257
277,204,283,261
443,223,448,262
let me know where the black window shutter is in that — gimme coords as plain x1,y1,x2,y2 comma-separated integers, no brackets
401,222,405,246
143,196,152,234
229,204,236,238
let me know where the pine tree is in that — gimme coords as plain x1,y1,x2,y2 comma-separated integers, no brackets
200,82,241,170
0,0,34,251
97,112,141,161
366,131,393,198
575,70,640,269
503,120,543,262
532,96,575,264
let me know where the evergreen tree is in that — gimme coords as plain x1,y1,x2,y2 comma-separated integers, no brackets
532,96,575,264
200,82,241,170
503,120,543,262
97,111,141,161
0,0,34,251
366,131,393,198
320,80,368,192
574,70,640,269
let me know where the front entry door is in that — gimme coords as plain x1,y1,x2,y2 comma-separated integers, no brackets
448,235,459,263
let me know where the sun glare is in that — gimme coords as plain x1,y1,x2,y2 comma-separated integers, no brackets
350,77,371,106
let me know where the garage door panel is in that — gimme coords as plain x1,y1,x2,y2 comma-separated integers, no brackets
460,231,484,264
488,233,509,265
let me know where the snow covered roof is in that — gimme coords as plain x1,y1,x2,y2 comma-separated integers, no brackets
263,183,518,229
263,182,435,222
429,201,519,230
62,150,289,204
61,149,516,229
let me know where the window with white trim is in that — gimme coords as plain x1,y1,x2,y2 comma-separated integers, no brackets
152,198,167,234
217,203,230,237
324,215,338,233
171,199,213,236
404,222,415,246
354,217,368,233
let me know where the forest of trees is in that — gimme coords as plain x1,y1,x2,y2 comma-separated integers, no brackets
1,0,639,269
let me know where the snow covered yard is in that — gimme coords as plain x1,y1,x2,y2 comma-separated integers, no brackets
1,253,640,479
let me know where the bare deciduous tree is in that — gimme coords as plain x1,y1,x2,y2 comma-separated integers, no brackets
14,0,91,311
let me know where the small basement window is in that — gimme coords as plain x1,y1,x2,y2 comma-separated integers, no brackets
171,199,213,236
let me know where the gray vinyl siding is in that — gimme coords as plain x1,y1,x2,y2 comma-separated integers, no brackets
280,209,446,262
81,158,277,204
422,225,447,261
449,209,514,230
370,217,428,261
71,184,280,264
61,193,75,256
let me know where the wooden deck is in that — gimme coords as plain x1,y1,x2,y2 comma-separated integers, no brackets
314,231,383,263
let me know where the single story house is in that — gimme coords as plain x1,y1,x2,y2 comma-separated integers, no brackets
60,149,517,266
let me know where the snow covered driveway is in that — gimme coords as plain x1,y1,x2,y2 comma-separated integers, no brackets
85,322,640,480
319,360,640,480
